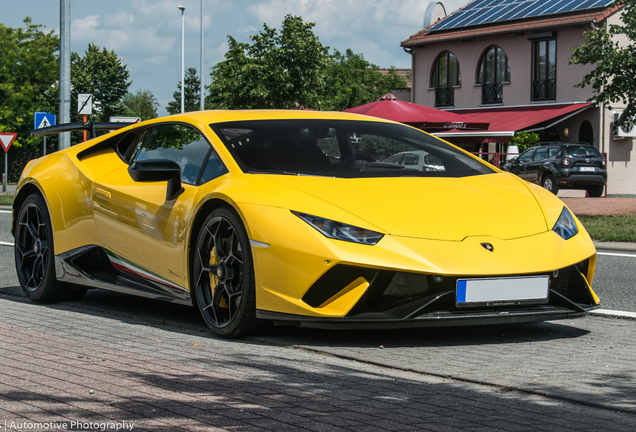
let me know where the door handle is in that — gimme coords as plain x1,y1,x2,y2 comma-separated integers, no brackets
94,188,111,201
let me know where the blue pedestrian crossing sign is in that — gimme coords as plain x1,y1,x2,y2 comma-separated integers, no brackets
34,112,56,130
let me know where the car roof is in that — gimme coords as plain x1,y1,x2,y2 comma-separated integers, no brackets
537,141,592,146
162,109,398,125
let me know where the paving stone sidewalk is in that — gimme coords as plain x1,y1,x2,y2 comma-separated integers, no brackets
0,295,635,432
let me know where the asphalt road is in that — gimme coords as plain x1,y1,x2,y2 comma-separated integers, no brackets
2,209,633,312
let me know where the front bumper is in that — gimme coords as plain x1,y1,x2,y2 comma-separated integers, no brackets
256,258,599,329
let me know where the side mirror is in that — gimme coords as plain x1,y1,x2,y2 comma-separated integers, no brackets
128,159,184,201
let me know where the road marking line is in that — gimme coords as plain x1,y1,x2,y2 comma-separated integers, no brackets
0,241,14,247
597,252,636,258
592,309,636,319
0,210,11,214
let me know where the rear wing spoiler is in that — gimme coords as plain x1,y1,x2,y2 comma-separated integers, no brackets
30,121,138,140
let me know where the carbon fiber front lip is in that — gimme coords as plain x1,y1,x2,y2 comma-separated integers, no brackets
256,306,596,330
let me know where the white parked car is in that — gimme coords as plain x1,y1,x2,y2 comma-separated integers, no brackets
383,150,445,172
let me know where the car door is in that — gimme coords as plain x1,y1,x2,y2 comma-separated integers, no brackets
91,122,225,297
510,148,536,180
526,146,548,184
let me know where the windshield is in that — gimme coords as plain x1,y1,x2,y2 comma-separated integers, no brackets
211,120,494,178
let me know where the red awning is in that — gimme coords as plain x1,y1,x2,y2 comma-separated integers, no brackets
437,103,593,137
344,94,490,130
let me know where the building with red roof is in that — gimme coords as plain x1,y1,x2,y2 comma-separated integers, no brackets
401,0,634,196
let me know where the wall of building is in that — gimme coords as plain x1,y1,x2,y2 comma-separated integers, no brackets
412,27,596,108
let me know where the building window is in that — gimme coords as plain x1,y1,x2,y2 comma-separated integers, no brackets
431,51,461,107
532,39,556,101
477,45,509,104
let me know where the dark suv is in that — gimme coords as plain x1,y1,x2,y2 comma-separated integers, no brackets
503,142,607,196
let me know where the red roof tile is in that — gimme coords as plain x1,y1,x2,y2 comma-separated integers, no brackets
402,5,622,47
378,68,412,88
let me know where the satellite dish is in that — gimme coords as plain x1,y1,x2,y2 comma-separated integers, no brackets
424,2,447,28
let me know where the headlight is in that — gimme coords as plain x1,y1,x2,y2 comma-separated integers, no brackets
553,207,578,240
292,211,384,245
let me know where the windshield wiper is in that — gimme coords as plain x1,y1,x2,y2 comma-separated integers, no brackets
362,162,405,170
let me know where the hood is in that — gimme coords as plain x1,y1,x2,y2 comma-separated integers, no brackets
236,173,550,241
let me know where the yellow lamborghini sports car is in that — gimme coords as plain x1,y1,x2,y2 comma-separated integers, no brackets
13,111,600,337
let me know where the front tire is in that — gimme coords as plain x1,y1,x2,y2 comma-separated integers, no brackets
14,194,69,301
542,174,559,195
192,207,260,338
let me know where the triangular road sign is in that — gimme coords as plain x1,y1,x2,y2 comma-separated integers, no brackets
0,133,17,152
38,117,51,129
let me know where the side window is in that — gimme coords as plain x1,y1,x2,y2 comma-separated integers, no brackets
199,149,228,184
533,147,547,160
548,147,559,157
134,124,213,185
519,149,535,162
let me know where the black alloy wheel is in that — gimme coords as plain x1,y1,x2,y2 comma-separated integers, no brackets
14,194,66,301
193,207,259,337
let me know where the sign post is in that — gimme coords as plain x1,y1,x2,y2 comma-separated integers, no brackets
34,112,56,155
0,133,17,192
78,94,93,142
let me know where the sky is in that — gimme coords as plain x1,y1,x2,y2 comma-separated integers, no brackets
2,0,468,116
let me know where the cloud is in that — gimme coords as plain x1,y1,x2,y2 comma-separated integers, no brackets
239,25,257,33
243,0,427,67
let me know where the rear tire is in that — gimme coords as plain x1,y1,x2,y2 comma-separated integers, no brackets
14,194,68,302
542,174,559,195
587,185,604,198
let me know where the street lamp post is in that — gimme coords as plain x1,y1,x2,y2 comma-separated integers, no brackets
200,0,204,111
178,5,185,114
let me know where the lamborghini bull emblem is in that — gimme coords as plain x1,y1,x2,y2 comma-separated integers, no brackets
481,242,494,252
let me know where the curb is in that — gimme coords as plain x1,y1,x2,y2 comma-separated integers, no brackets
593,241,636,253
590,309,636,320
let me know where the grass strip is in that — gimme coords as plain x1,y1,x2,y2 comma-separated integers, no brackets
578,213,636,243
0,194,14,206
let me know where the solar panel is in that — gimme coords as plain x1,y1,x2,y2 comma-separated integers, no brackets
428,0,615,32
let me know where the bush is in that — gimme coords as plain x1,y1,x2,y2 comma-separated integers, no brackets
509,131,540,152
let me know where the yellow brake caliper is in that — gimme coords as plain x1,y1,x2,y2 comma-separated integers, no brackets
209,244,228,309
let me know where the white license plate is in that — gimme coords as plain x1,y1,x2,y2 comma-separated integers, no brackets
579,167,595,172
456,276,549,307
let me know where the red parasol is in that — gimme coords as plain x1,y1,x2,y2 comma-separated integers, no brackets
344,94,489,131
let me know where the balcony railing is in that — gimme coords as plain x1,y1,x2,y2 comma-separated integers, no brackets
435,87,454,107
481,83,503,104
532,79,556,100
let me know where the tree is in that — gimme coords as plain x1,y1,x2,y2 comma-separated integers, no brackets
0,17,59,181
71,43,131,121
207,15,407,111
207,15,329,110
166,68,201,114
0,18,58,147
508,131,540,152
570,1,636,127
118,89,159,120
321,49,408,111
